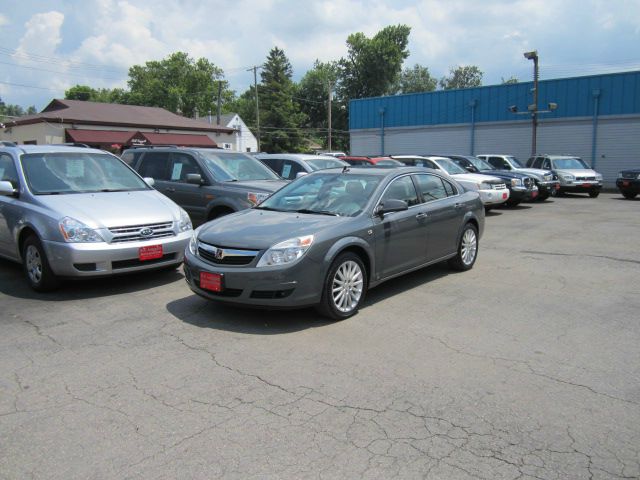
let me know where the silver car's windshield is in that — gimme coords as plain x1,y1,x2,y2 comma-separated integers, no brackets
21,152,149,195
199,151,279,182
507,156,525,167
257,173,382,217
305,158,348,171
552,158,588,170
435,158,467,175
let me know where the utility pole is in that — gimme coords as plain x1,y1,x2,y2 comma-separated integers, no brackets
247,65,261,151
524,50,539,156
216,80,222,125
327,82,332,152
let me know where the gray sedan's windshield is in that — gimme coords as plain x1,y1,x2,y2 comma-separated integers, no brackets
21,153,149,195
200,151,279,181
258,173,382,217
552,158,589,170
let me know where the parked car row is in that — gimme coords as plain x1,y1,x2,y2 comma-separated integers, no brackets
0,143,635,320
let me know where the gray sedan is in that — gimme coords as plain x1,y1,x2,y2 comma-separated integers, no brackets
184,167,484,319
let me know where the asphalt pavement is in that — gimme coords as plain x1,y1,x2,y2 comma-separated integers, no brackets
1,192,639,479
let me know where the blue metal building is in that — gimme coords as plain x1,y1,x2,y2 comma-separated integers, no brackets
349,71,640,185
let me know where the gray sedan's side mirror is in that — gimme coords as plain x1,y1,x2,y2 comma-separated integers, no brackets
296,172,308,179
375,198,408,217
0,180,18,197
143,177,155,187
186,173,204,185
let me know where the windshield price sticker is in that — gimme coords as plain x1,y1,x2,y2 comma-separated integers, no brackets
171,163,183,180
66,159,85,178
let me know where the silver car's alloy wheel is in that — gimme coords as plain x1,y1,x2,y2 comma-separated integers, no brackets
331,260,364,313
461,228,477,266
25,244,43,285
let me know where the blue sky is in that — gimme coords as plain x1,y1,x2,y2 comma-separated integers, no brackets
1,0,639,111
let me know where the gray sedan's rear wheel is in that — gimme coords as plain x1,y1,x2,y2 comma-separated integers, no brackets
622,191,638,199
22,235,60,292
448,224,478,271
317,252,366,320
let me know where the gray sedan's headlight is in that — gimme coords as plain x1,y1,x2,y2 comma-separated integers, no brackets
257,235,314,267
59,217,104,243
178,208,192,232
188,231,198,255
511,178,523,187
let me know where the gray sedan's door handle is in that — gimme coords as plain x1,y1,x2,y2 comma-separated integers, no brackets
165,187,176,193
415,212,429,219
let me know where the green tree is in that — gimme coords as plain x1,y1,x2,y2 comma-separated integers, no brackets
259,47,307,153
339,24,411,100
394,64,437,94
127,52,233,118
297,60,347,150
65,84,131,103
65,85,96,101
439,65,483,90
0,97,37,120
501,76,519,84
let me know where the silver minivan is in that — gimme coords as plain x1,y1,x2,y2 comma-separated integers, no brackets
0,144,193,291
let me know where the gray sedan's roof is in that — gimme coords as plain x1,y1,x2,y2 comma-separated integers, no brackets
1,144,109,155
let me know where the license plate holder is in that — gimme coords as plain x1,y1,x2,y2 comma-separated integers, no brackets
138,244,163,261
200,272,223,292
622,181,630,187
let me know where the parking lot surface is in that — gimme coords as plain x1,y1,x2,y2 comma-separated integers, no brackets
1,193,639,479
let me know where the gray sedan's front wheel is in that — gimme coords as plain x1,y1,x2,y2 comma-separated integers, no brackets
448,224,478,271
317,252,366,320
22,235,60,292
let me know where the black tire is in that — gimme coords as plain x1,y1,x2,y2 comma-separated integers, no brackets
484,206,492,213
448,224,479,272
550,188,560,197
22,235,60,292
317,252,367,320
506,199,521,207
588,190,600,198
622,191,638,199
537,191,549,201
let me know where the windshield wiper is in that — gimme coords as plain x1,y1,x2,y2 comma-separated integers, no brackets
99,188,129,192
294,209,339,216
254,206,282,211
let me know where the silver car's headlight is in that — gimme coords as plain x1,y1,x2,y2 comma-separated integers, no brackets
511,178,523,187
478,182,492,190
256,235,314,267
59,217,104,243
178,208,192,232
617,172,623,178
595,173,603,181
559,173,575,181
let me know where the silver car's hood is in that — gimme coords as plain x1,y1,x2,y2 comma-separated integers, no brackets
451,172,503,183
36,190,180,228
515,167,553,178
556,169,600,177
197,208,352,250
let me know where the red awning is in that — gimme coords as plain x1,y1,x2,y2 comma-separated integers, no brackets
138,132,217,147
66,129,137,144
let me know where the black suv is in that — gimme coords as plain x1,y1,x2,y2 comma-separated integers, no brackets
125,147,288,226
616,169,640,199
440,155,538,206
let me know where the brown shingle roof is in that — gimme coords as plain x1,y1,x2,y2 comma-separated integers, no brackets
6,99,233,133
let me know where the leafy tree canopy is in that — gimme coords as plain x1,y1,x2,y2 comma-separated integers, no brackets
0,97,37,120
501,76,519,84
394,64,437,94
439,65,483,90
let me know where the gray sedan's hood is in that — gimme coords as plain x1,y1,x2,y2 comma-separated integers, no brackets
36,190,180,228
197,208,351,250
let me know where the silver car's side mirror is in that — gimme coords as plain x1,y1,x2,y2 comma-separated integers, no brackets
0,180,17,197
143,177,155,187
296,172,308,179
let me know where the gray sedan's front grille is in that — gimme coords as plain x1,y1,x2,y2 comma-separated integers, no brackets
198,242,259,266
109,222,175,243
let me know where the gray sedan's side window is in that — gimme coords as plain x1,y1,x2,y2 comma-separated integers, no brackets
0,154,19,189
381,176,419,206
414,174,447,202
442,179,457,196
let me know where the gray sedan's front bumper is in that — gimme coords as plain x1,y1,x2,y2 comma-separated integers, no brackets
183,250,325,308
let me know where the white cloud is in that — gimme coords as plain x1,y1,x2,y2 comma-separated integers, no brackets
14,11,64,59
0,13,9,27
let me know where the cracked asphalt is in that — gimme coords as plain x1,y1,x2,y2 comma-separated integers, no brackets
1,192,639,479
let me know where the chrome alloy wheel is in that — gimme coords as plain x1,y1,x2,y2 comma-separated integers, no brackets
25,244,43,285
331,260,364,313
461,228,478,266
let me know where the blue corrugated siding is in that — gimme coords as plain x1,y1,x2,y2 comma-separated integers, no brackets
350,71,640,130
